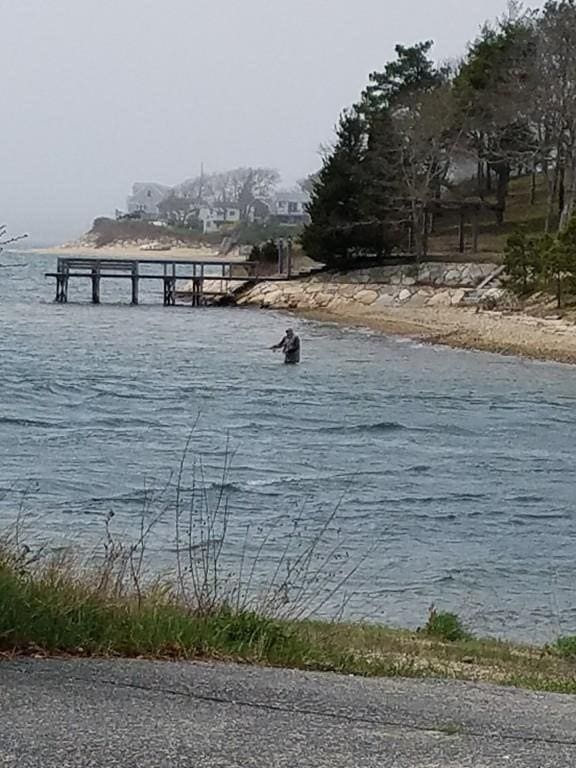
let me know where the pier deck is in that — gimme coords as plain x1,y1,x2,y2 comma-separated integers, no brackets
45,255,292,306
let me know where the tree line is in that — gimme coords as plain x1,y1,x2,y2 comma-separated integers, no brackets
302,0,576,268
159,167,281,227
504,216,576,306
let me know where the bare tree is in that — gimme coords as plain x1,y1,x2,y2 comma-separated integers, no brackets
175,175,213,202
156,194,197,227
453,7,539,222
171,167,280,222
0,225,27,253
394,84,462,256
211,167,280,220
535,0,576,231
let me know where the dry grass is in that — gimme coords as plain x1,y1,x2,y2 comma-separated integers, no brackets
428,174,552,259
1,543,576,694
300,622,576,692
2,441,575,693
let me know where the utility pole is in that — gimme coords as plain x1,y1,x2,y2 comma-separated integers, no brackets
198,162,205,203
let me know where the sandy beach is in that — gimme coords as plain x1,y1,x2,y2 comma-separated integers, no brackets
301,303,576,364
26,243,233,261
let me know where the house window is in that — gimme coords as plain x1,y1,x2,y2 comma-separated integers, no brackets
288,202,299,213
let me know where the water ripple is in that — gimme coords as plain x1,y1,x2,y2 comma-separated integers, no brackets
2,251,576,643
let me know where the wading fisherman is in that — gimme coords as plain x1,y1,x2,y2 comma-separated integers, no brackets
271,328,301,364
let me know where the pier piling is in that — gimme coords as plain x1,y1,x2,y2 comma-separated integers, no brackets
55,259,69,303
46,255,288,307
131,263,139,305
91,266,101,304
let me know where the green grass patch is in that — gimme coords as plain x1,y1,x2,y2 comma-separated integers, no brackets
0,560,308,664
554,636,576,659
2,554,576,695
424,609,472,642
428,173,554,259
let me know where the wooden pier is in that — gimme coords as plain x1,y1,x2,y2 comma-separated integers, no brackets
46,256,266,306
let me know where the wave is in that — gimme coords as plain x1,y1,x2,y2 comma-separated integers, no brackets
407,464,431,474
196,472,358,495
414,511,458,521
389,492,487,507
81,416,158,429
320,421,407,434
320,421,474,437
92,389,160,402
0,416,57,429
514,511,567,521
507,494,546,504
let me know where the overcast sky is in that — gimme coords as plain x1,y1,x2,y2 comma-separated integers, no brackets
1,0,536,243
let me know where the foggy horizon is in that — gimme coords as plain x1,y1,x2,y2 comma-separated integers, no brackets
2,0,536,244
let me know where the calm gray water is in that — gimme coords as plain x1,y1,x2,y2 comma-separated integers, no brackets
2,251,576,642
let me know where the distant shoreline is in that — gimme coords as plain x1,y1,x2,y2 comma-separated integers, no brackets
24,243,234,261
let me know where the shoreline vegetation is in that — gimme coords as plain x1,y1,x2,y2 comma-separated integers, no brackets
1,438,575,696
2,539,576,694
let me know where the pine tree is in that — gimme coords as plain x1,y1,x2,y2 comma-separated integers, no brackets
363,41,445,113
357,109,408,256
300,109,368,265
547,214,576,305
453,15,537,220
301,108,407,266
504,230,544,293
361,41,448,258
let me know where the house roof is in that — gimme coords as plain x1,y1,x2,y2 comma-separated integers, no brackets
131,182,171,196
273,189,309,204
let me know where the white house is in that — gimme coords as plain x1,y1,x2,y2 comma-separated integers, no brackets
198,205,241,234
127,183,171,216
270,190,310,224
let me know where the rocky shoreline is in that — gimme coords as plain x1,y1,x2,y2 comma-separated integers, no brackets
237,261,506,311
234,261,576,365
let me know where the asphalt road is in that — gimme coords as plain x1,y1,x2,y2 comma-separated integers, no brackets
1,658,576,767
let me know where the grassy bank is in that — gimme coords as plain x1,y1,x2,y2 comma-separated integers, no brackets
2,441,575,694
429,174,552,257
1,548,576,694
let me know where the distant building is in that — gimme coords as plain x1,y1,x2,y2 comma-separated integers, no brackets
124,182,310,231
250,198,271,222
127,183,171,216
270,190,310,224
198,204,241,234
